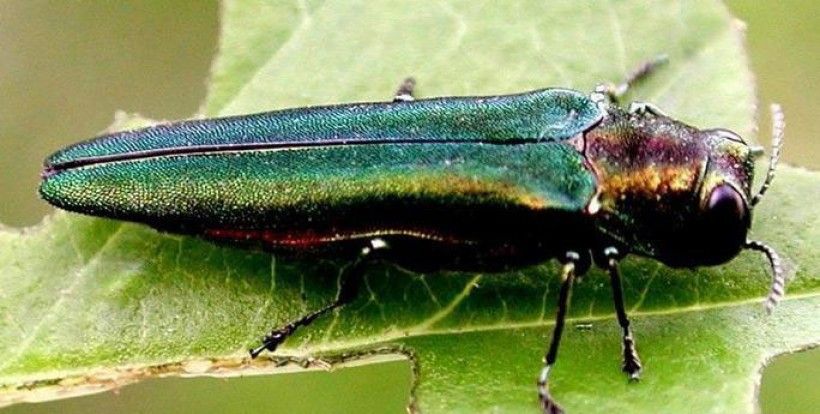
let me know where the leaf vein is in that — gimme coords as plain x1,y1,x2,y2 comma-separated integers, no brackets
0,223,126,372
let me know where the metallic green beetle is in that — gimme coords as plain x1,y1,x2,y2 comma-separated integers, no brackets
40,61,786,413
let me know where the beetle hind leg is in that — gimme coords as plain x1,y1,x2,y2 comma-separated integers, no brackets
393,77,416,102
249,239,389,358
603,247,643,380
537,251,581,414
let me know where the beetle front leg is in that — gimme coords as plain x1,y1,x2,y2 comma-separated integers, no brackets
249,239,389,358
603,247,642,380
538,251,580,414
393,77,416,102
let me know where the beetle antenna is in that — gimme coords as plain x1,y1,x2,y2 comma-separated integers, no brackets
744,240,786,314
751,104,785,206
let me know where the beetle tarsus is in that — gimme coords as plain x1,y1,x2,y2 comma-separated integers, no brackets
605,251,643,381
393,77,417,102
622,334,642,381
248,239,389,359
537,252,579,414
538,365,565,414
249,324,296,358
248,344,266,359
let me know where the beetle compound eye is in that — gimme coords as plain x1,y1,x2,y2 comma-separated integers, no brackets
706,184,747,226
695,184,750,264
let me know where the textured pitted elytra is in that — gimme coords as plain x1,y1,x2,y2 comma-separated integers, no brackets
41,88,602,260
41,142,596,234
45,89,601,167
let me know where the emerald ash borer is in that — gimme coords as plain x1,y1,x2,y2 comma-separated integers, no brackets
39,59,786,413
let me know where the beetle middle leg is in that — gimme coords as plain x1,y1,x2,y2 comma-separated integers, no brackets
594,54,669,105
249,238,389,358
393,77,417,102
603,247,642,380
538,251,582,414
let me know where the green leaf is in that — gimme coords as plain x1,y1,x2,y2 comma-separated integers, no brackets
1,1,818,413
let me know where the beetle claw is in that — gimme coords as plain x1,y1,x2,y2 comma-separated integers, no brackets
248,325,295,358
248,344,267,359
621,333,643,381
624,361,642,382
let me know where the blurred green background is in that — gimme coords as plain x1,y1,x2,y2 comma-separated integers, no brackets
0,1,816,413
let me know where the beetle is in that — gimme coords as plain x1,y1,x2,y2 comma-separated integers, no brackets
39,58,785,413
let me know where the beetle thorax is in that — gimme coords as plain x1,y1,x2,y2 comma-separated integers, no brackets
583,109,709,259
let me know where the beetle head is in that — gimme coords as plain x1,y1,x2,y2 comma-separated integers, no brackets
665,104,785,268
664,128,755,267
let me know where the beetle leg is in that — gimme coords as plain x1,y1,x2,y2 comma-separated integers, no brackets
538,251,580,414
393,77,416,102
603,247,642,380
594,55,669,105
249,238,389,358
628,101,668,117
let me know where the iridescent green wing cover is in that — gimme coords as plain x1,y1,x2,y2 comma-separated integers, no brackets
45,88,600,165
41,88,600,245
42,142,594,228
